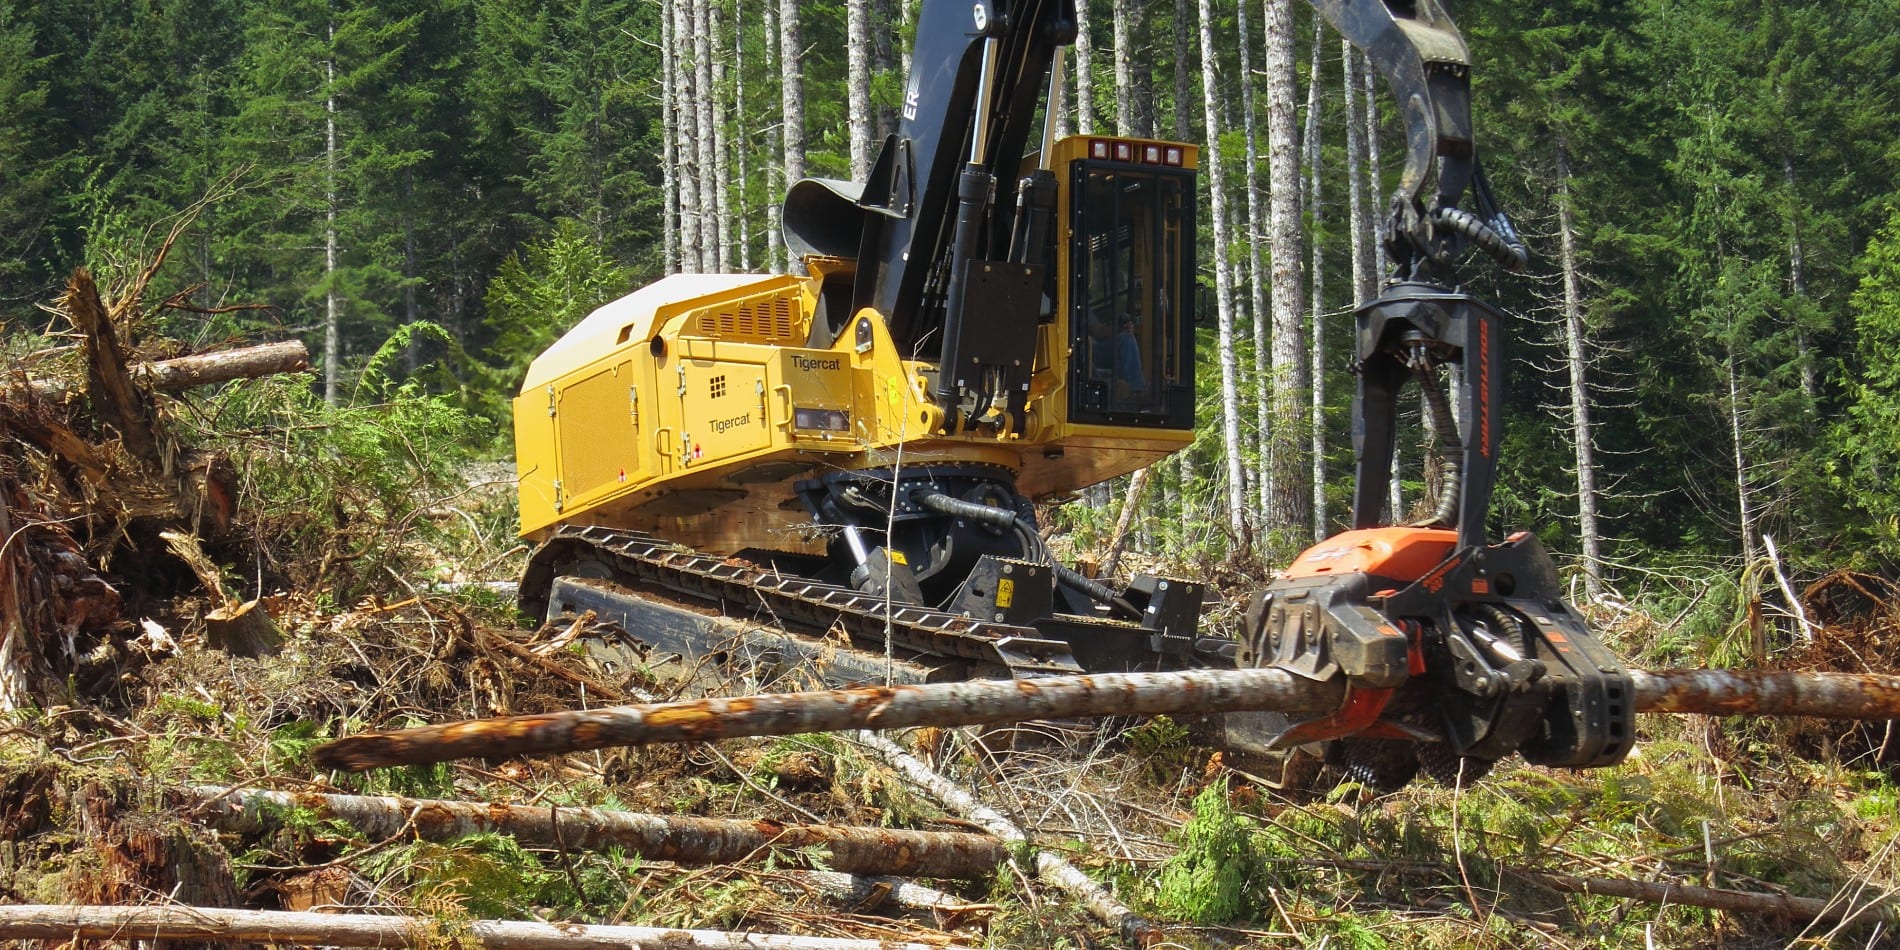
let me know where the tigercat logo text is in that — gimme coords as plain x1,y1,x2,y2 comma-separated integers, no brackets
792,355,842,372
711,413,752,434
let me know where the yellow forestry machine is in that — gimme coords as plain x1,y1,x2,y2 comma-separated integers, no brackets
510,0,1624,789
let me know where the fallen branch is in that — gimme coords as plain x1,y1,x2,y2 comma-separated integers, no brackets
853,731,1163,948
64,268,158,464
780,870,993,915
185,785,1007,880
1523,869,1894,929
0,904,964,950
312,667,1900,772
1314,857,1896,929
8,339,310,402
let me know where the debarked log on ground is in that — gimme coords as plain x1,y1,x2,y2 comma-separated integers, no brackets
183,785,1007,880
0,905,963,950
311,668,1900,773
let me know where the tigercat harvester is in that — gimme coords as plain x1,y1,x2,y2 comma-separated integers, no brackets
512,0,1635,791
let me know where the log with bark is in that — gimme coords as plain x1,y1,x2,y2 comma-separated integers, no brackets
0,905,965,950
185,785,1008,879
311,667,1900,772
5,339,311,403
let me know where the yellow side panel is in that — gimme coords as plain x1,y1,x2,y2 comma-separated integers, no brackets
770,349,861,451
678,360,769,468
556,360,642,511
514,384,561,534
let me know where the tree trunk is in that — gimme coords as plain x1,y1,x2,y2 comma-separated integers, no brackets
1363,55,1399,521
1306,21,1327,541
693,0,721,270
1113,0,1135,136
711,0,733,272
1198,0,1248,539
1236,0,1272,523
1362,59,1385,278
1102,466,1153,576
1342,45,1374,302
323,24,341,407
779,0,806,227
733,5,751,272
0,906,949,950
1785,155,1816,402
661,0,681,273
316,668,1345,769
762,0,781,272
1554,140,1604,599
187,786,1006,879
1073,0,1096,136
1725,348,1759,566
1172,0,1192,141
314,667,1900,771
675,0,702,273
1263,0,1310,546
847,0,874,181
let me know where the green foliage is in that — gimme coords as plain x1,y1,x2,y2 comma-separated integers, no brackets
476,218,632,423
1121,715,1200,784
1154,780,1257,924
192,365,480,600
1833,204,1900,561
360,834,570,920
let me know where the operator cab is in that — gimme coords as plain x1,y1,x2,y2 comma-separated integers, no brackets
1063,138,1197,430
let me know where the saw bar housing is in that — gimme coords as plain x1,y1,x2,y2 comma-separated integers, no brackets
1244,527,1633,770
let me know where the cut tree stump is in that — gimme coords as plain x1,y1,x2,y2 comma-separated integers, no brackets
163,530,283,657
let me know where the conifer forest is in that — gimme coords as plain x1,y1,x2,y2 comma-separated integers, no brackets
7,0,1900,946
4,0,1900,580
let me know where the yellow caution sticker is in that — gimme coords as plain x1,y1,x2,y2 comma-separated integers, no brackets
888,549,908,565
996,578,1015,608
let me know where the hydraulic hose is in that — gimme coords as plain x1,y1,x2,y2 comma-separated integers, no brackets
1410,363,1462,530
1433,205,1529,272
912,490,1141,619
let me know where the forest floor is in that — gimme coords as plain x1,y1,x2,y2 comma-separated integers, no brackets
4,267,1900,949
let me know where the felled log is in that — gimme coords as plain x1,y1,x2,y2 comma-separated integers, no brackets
1631,668,1900,719
311,667,1900,773
7,340,311,402
0,905,963,950
185,785,1007,879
